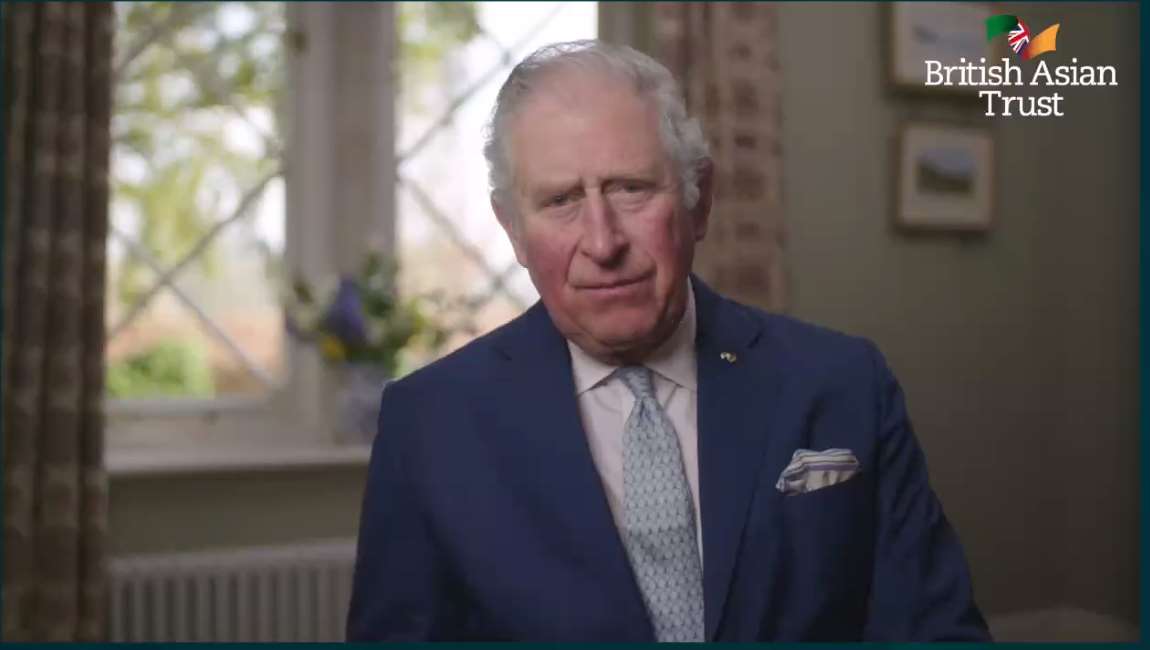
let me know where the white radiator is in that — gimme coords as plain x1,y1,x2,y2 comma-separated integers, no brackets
108,538,357,642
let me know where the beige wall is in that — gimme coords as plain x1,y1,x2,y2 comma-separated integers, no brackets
110,0,1139,629
777,2,1139,623
109,467,367,555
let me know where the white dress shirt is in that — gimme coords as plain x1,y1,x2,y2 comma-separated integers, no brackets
567,282,703,561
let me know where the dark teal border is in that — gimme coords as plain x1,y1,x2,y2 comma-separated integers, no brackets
0,1,1145,647
1140,0,1148,643
1,0,9,641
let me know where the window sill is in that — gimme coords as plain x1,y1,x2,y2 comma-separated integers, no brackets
107,443,372,478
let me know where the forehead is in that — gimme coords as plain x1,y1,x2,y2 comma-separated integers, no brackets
506,69,670,191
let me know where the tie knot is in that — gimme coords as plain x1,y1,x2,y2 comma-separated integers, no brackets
616,365,656,400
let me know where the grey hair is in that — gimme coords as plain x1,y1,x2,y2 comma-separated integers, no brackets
483,39,710,215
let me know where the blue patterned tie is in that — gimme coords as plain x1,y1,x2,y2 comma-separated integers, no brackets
616,366,705,642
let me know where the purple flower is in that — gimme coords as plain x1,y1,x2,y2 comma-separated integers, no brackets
321,278,368,347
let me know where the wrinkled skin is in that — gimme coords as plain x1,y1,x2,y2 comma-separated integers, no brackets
493,69,713,365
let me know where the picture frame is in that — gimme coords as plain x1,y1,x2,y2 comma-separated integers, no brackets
896,123,994,233
888,2,1001,93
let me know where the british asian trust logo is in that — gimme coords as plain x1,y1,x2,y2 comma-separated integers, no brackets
923,15,1118,117
986,14,1059,61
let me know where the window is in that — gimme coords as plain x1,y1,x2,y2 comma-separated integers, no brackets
108,2,287,403
394,3,598,368
106,2,598,452
107,2,309,449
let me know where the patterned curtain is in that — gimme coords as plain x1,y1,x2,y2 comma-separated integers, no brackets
654,3,789,311
2,2,114,642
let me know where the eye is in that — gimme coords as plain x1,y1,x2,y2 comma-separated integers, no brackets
545,193,571,207
607,179,653,195
542,187,583,209
605,179,654,208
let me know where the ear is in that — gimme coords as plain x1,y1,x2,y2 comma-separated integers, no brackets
690,158,715,242
492,195,529,267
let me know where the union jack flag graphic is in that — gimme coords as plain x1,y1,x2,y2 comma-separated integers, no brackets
1007,19,1031,54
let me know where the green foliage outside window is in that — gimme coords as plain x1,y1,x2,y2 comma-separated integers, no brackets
112,1,287,306
106,339,215,398
107,1,483,399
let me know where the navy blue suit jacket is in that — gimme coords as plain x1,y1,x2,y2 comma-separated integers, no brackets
348,279,990,641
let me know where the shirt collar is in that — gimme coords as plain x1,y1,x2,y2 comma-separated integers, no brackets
568,278,698,394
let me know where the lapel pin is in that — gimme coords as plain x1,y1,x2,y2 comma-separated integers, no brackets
720,351,737,363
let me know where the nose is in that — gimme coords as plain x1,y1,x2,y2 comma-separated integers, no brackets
579,192,627,265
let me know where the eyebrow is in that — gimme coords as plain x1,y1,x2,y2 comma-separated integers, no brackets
529,181,582,201
531,168,662,195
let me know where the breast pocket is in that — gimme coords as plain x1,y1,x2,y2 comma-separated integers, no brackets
782,472,871,526
780,475,875,581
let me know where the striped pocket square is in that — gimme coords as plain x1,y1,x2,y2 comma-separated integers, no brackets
775,448,860,495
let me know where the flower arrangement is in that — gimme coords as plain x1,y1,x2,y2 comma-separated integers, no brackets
285,253,451,376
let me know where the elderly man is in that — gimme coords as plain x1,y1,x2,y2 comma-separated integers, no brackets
348,40,989,642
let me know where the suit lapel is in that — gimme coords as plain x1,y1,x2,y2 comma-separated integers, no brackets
491,304,654,640
491,282,793,641
692,279,790,640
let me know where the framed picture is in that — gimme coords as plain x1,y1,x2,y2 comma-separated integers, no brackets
896,123,994,232
889,3,1000,93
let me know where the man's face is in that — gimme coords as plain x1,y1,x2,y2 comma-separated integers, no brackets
495,70,711,364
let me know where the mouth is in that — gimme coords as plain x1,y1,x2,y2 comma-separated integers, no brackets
577,273,653,295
